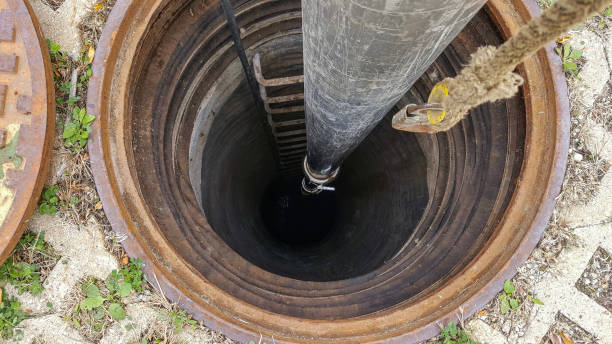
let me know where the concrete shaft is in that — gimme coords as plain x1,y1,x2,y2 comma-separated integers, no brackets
303,0,487,175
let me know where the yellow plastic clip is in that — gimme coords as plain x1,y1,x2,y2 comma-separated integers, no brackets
427,83,448,125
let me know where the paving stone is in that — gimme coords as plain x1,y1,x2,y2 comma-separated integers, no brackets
576,247,612,312
465,319,507,344
563,121,612,228
29,0,99,58
539,312,599,344
3,214,118,316
516,223,612,344
40,0,68,11
568,29,611,109
5,314,91,344
98,303,159,344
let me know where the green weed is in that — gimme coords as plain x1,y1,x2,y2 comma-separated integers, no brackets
118,258,146,292
555,43,583,79
0,258,43,295
162,309,198,334
63,106,95,150
0,232,55,295
39,185,60,216
68,257,146,338
498,280,520,314
435,322,481,344
0,289,27,339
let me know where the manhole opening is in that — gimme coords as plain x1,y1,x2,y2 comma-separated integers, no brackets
122,0,532,320
89,0,568,340
196,42,431,282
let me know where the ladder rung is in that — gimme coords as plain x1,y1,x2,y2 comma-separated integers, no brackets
280,157,304,165
275,129,306,137
254,54,304,87
276,135,306,144
265,93,304,104
279,143,306,151
279,150,305,158
270,105,305,114
272,119,305,127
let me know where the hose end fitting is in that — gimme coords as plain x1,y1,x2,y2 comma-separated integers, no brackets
302,157,339,195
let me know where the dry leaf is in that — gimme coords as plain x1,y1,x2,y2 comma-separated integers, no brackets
94,202,103,210
87,44,95,64
0,288,2,303
24,309,31,314
549,333,563,344
121,253,129,266
83,153,90,161
556,35,572,44
559,332,575,344
477,309,487,316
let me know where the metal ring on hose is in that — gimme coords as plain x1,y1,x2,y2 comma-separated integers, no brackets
302,156,339,185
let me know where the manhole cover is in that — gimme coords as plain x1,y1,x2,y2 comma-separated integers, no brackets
0,1,55,262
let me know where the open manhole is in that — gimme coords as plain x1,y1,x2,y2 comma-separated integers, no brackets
87,0,568,342
0,1,55,263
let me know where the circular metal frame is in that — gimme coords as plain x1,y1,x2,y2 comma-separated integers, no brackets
87,0,569,342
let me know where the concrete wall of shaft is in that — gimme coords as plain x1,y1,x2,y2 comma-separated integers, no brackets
303,0,487,177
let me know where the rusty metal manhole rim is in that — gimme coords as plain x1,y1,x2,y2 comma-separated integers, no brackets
86,0,569,342
0,0,55,263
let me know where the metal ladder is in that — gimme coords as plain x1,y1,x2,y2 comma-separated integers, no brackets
253,53,306,177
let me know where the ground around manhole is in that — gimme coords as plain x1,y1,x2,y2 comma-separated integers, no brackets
0,1,610,344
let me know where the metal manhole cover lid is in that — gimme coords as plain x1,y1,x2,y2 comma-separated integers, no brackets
0,0,55,262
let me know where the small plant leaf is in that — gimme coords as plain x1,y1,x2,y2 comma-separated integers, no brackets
42,186,59,201
92,307,105,320
83,283,101,298
39,203,57,216
509,298,519,310
63,122,79,139
500,298,510,314
532,297,544,305
563,61,578,72
82,114,96,126
118,282,132,298
450,322,458,337
503,280,515,295
80,296,104,310
569,49,582,59
108,303,126,320
105,271,119,292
